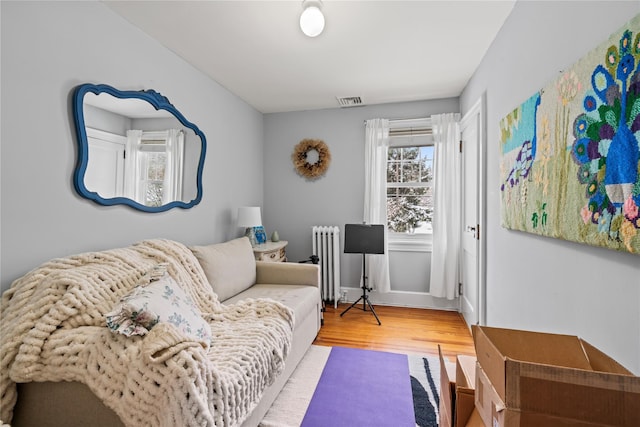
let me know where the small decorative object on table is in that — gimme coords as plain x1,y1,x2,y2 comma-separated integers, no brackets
253,226,267,245
271,231,280,242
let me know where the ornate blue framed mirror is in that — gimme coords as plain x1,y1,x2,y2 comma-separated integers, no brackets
72,83,206,213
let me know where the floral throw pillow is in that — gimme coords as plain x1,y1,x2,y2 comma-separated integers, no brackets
106,271,211,343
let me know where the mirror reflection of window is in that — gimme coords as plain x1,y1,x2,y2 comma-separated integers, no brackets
125,129,184,207
138,144,167,208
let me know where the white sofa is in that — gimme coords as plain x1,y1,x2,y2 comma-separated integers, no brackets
191,237,323,427
3,237,321,427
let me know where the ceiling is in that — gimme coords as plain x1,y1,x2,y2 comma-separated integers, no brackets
85,92,173,118
104,1,515,114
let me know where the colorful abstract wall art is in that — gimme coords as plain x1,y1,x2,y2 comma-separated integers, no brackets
500,15,640,255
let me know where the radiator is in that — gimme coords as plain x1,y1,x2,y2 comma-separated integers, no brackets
312,226,341,309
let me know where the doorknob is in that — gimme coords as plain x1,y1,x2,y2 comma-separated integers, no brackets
466,224,480,240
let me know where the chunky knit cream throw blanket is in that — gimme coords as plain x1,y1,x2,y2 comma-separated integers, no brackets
0,239,294,426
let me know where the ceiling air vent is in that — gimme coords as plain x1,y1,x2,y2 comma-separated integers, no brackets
336,96,363,108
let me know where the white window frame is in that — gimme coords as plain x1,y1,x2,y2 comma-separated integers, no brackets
387,118,433,252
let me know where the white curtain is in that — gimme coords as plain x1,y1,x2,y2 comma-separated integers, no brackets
163,129,185,204
124,129,142,200
429,113,461,300
363,119,391,293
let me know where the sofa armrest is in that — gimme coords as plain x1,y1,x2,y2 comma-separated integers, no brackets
255,262,320,288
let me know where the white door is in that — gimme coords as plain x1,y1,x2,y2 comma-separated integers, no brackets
85,128,126,198
460,97,485,328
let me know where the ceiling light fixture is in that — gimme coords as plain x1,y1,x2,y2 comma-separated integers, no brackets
299,0,325,38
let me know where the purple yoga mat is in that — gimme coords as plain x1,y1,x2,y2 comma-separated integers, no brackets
301,347,415,427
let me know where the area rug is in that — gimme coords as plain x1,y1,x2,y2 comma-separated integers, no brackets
260,345,441,427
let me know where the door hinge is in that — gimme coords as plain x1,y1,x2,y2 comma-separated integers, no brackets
459,140,463,153
458,282,463,295
476,224,480,240
123,150,126,159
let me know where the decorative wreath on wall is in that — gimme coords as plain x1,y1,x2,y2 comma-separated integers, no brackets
292,138,331,180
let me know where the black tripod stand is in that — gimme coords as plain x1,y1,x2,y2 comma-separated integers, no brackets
340,252,381,325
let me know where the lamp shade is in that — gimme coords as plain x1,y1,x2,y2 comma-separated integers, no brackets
300,0,325,37
237,207,262,227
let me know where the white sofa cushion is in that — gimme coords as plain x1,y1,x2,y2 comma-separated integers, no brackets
190,237,256,301
224,284,320,325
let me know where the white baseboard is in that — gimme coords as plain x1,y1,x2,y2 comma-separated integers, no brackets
339,287,459,311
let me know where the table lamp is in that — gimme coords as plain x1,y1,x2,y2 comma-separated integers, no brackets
237,207,262,246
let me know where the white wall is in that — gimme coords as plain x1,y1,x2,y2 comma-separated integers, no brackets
263,99,459,309
461,1,640,373
0,1,264,291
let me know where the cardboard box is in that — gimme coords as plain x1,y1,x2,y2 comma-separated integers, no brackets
472,325,640,426
475,363,620,427
465,406,485,427
455,353,480,427
465,408,484,427
438,346,456,427
438,346,484,427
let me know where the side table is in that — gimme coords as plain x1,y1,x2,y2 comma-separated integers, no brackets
252,240,288,262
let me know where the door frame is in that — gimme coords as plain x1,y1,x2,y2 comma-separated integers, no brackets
460,94,487,327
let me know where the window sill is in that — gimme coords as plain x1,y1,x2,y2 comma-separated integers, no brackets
388,234,432,253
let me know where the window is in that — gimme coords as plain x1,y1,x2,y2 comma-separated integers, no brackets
137,140,168,207
386,119,433,251
124,129,184,208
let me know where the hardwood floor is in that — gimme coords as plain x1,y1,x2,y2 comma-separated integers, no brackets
313,303,476,362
